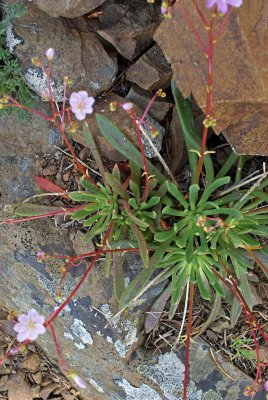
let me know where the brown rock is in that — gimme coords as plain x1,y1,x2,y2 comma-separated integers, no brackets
6,1,117,99
97,0,162,60
40,383,58,400
71,93,165,161
33,0,106,18
126,84,173,122
71,230,95,255
154,0,268,155
7,371,32,400
126,45,172,90
19,353,41,372
42,165,58,176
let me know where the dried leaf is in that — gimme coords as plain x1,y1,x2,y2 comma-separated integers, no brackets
19,354,40,372
7,371,32,400
35,176,67,198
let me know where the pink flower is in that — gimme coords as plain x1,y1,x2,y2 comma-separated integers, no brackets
46,48,55,60
13,309,46,342
265,381,268,393
206,0,243,14
69,91,95,121
122,102,133,111
67,371,86,389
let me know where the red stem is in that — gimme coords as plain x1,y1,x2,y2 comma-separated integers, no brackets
50,323,64,367
183,282,194,400
194,14,215,184
192,0,209,27
216,258,268,342
45,221,113,326
178,0,207,54
7,97,52,121
214,7,234,41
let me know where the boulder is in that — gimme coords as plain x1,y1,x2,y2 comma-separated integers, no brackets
126,45,172,91
70,93,165,161
154,0,268,155
97,0,162,60
126,84,173,122
32,0,106,18
5,1,117,100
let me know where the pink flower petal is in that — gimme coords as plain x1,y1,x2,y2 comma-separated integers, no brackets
27,330,38,341
227,0,243,7
34,315,45,324
84,97,95,107
206,0,217,8
217,0,228,13
13,323,26,333
69,93,81,107
75,110,86,120
17,314,28,323
28,309,39,319
17,331,28,342
35,325,46,334
78,91,89,101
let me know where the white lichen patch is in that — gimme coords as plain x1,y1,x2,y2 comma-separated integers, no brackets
64,332,74,341
89,378,105,394
74,342,85,350
6,24,22,52
100,304,138,358
138,351,202,400
70,318,93,347
24,68,64,102
116,378,162,400
106,336,113,344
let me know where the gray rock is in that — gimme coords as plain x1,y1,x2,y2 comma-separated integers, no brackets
126,44,172,90
97,0,162,60
126,84,173,122
5,1,117,99
32,0,106,18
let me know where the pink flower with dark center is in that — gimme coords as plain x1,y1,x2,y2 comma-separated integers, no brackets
206,0,243,14
14,309,46,342
69,91,95,121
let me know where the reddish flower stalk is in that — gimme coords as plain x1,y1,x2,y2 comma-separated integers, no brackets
183,282,194,400
50,323,64,368
192,0,209,27
45,221,113,326
212,266,264,384
218,256,268,342
194,13,215,184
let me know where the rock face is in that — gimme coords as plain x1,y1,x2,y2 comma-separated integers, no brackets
33,0,106,18
126,84,173,122
71,93,165,161
97,0,162,60
6,1,117,100
154,0,268,155
126,45,172,91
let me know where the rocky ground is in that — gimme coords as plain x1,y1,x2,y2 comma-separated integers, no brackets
0,0,267,399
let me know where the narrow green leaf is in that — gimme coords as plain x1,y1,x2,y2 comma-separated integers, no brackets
13,203,62,217
166,181,189,209
96,113,166,183
130,223,149,268
113,254,125,302
145,283,172,333
198,177,230,206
